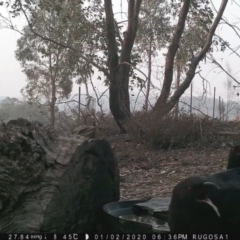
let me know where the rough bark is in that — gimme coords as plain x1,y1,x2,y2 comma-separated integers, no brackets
104,0,124,132
153,0,228,117
0,118,119,233
104,0,142,133
49,49,59,128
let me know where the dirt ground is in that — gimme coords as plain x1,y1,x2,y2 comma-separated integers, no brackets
107,134,229,201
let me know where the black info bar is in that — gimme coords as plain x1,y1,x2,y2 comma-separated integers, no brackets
4,233,233,240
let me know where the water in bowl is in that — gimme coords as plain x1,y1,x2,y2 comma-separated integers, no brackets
119,214,169,232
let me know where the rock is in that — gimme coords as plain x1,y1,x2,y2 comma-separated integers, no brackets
0,119,119,233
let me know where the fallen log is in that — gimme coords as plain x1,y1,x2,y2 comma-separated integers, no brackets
217,131,240,136
0,118,119,233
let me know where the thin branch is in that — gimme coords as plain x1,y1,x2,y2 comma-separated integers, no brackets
196,71,212,102
120,60,158,90
220,101,238,121
99,88,109,99
222,18,240,39
56,99,86,106
114,19,123,46
232,0,240,8
18,2,110,78
208,54,240,85
179,100,213,119
214,34,240,58
89,74,105,115
119,61,147,83
116,19,128,24
133,86,142,111
195,0,229,62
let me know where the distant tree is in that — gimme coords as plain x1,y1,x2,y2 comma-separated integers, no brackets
225,62,234,120
136,0,172,111
0,97,49,123
16,26,73,127
2,0,143,132
2,0,229,132
15,1,93,127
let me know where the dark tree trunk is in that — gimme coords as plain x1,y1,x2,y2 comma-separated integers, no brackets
50,75,56,128
0,118,119,233
50,99,55,127
104,0,142,133
49,51,57,128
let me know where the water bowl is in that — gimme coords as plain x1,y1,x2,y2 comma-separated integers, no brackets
103,199,170,233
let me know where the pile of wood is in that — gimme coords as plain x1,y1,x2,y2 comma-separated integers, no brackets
0,118,119,233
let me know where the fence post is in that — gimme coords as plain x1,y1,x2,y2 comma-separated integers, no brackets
190,83,193,115
213,87,216,118
79,86,81,119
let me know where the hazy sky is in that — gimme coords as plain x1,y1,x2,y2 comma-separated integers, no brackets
0,0,240,108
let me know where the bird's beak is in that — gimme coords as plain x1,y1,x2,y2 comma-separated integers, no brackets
203,182,220,189
197,198,221,217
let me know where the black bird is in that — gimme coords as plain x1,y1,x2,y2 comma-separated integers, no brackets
227,145,240,169
168,168,240,233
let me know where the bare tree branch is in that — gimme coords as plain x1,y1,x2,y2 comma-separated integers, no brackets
208,53,240,85
179,100,213,119
89,74,106,115
214,34,240,58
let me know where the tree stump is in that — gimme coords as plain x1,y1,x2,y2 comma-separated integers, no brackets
0,118,119,233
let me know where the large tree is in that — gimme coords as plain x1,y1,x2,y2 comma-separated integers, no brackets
153,0,228,117
1,0,143,132
173,0,214,119
135,0,172,111
104,0,142,132
15,1,95,127
16,30,72,127
1,0,229,132
0,97,49,123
